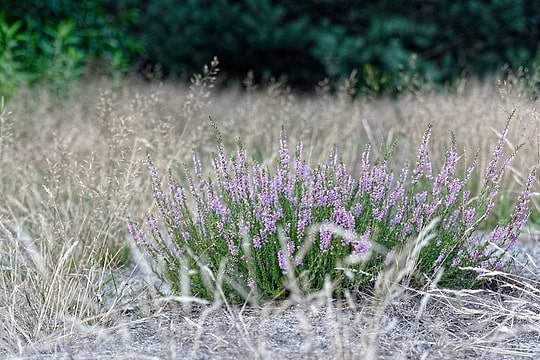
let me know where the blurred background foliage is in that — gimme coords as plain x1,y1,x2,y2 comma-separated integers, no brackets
2,0,540,96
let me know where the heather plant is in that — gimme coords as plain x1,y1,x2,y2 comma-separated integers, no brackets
131,117,535,300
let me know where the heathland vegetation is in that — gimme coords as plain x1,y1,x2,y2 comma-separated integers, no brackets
1,65,540,357
2,2,540,357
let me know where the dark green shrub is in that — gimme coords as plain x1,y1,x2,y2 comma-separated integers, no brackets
0,1,140,96
4,0,540,94
137,0,540,91
137,0,327,87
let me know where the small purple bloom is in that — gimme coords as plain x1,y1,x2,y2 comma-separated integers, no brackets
253,234,262,249
412,125,433,183
128,221,146,245
353,228,371,256
463,207,476,228
319,224,333,251
147,216,159,231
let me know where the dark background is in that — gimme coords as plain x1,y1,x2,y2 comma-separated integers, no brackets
2,0,540,94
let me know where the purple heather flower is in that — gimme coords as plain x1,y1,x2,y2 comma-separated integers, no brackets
327,189,339,207
353,241,370,256
296,197,313,240
486,182,501,216
208,188,230,220
147,156,170,219
433,143,458,197
216,220,225,236
236,145,247,169
333,206,354,231
370,185,386,204
287,240,295,255
462,190,471,206
169,177,187,208
353,203,363,216
216,142,229,180
465,153,478,182
484,117,511,185
373,207,387,222
253,234,262,249
247,277,256,289
413,125,433,183
444,208,460,230
369,162,390,204
227,239,238,256
412,205,424,229
386,166,407,210
277,241,301,274
493,150,519,186
128,221,146,245
313,171,328,206
181,231,191,241
335,162,355,199
147,216,159,231
401,222,413,238
470,248,480,262
445,178,463,208
425,198,442,220
390,202,406,228
294,142,312,186
489,225,508,246
163,192,183,229
228,148,250,204
353,228,371,255
184,167,205,218
251,162,262,194
319,224,333,251
463,207,476,228
505,169,536,249
414,191,428,205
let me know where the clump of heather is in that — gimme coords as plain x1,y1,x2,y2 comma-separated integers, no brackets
130,120,535,300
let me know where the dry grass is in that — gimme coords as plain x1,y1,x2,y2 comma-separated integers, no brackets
1,73,540,358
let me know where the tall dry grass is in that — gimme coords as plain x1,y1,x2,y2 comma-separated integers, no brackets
1,68,539,357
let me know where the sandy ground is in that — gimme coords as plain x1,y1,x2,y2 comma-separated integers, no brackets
5,235,540,360
9,297,539,360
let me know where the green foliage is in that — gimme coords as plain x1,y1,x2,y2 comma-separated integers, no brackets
137,0,325,86
3,1,540,94
0,1,140,97
131,122,535,302
0,20,26,97
136,0,540,91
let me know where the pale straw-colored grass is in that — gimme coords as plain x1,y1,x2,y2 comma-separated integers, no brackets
1,70,539,358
